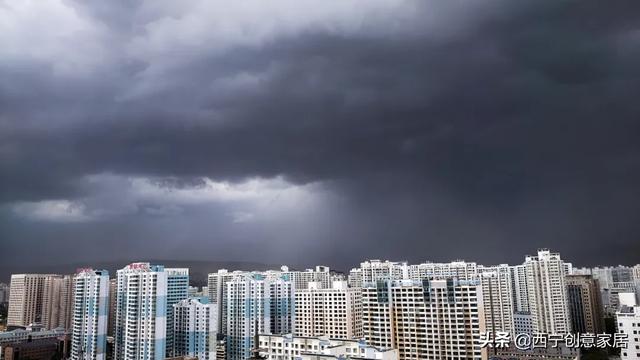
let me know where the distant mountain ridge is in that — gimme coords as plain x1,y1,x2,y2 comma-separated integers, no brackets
0,259,290,286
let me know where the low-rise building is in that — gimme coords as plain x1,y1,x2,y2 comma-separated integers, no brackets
493,345,579,360
513,311,533,335
0,326,70,360
258,334,397,360
2,336,70,360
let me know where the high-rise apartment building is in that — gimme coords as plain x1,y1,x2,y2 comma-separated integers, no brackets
7,274,55,328
510,264,530,312
108,279,117,337
610,266,634,283
347,268,363,288
294,281,362,339
42,275,63,330
208,269,245,335
207,270,226,311
70,269,109,360
225,272,293,360
0,283,10,304
564,262,574,276
42,275,74,330
349,260,411,288
114,263,168,360
362,279,484,360
633,265,640,285
8,273,73,330
566,275,604,334
390,260,511,338
524,249,571,334
358,260,408,283
605,282,639,315
362,281,394,350
588,266,634,289
188,286,201,298
478,264,515,334
60,275,74,330
408,260,478,281
572,265,640,314
173,297,217,360
571,267,591,276
616,293,640,360
166,268,189,357
282,266,337,291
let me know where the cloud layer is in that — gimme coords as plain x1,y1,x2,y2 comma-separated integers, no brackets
1,0,640,268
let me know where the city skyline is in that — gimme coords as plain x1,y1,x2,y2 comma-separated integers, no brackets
2,0,640,270
1,248,638,286
2,249,640,286
4,249,636,359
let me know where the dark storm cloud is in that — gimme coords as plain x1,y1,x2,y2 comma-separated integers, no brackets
1,0,640,269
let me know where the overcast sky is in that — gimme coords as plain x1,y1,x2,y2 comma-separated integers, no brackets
1,0,639,270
